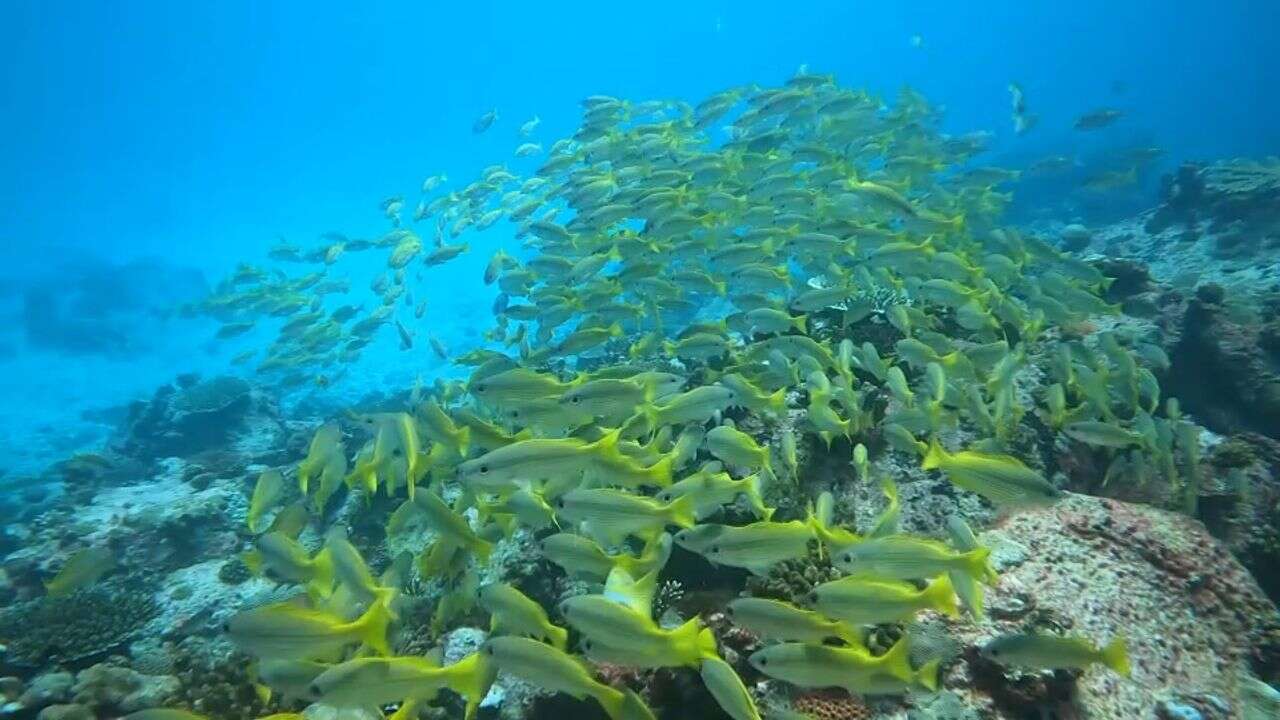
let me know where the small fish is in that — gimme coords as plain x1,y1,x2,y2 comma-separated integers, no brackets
226,598,393,659
673,520,813,575
481,636,625,716
1063,420,1147,448
981,632,1131,677
478,582,569,650
748,637,936,694
45,547,115,597
247,469,285,533
1073,108,1123,130
561,594,717,669
921,440,1061,507
833,534,992,584
809,575,958,625
555,488,698,545
726,597,863,647
473,109,498,133
519,115,541,136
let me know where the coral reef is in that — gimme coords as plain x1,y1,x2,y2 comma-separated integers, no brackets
0,587,157,670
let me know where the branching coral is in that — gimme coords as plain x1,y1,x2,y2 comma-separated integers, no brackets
0,587,157,668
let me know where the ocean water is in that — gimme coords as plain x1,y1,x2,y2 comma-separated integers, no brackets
2,2,1279,719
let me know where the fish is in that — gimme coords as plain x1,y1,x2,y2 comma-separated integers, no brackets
809,574,958,625
673,520,814,575
44,547,116,597
944,514,992,618
481,637,628,718
726,597,863,647
981,633,1131,677
700,656,762,720
247,469,285,533
473,109,499,133
478,582,569,650
656,469,771,520
921,440,1061,507
555,488,698,545
561,595,717,668
394,490,493,560
832,534,993,584
308,653,495,719
704,424,773,479
748,637,937,694
519,115,541,136
1073,108,1123,130
226,598,393,659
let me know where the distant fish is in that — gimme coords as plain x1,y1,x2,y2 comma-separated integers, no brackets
473,109,498,134
1081,166,1138,191
1008,83,1037,134
421,174,447,193
1027,155,1076,175
45,547,115,597
519,115,541,136
909,34,925,48
514,142,543,158
1073,108,1123,130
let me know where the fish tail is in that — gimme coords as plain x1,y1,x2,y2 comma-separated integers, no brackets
792,314,807,333
926,574,960,619
745,473,774,521
921,438,946,469
665,493,700,529
1101,636,1131,677
696,626,719,661
593,686,627,720
879,635,914,683
915,658,941,692
714,279,727,296
549,623,570,652
470,536,495,563
445,653,497,720
962,547,996,587
454,426,472,458
354,599,393,657
297,463,312,495
310,548,336,597
837,624,868,650
767,387,786,415
646,453,675,487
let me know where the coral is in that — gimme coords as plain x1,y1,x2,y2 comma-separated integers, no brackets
34,704,93,720
171,642,280,719
744,542,839,605
17,672,74,710
789,688,872,720
110,376,284,463
1167,289,1280,439
0,587,157,669
71,663,179,714
218,557,251,585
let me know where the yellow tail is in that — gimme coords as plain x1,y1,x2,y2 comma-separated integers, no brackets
916,658,941,691
961,547,995,587
925,574,960,619
1101,636,1131,677
353,600,393,657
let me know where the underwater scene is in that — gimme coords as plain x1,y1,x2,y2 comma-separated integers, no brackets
3,2,1280,719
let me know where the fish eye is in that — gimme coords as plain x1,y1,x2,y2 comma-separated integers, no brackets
485,645,495,655
725,606,734,616
807,591,819,603
480,465,489,474
842,553,852,563
710,545,720,554
475,384,487,393
309,684,322,697
758,657,768,666
571,396,581,404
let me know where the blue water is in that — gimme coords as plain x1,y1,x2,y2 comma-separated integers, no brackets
1,0,1278,475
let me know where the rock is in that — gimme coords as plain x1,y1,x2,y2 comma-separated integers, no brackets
72,664,179,713
947,494,1279,719
35,704,93,720
18,672,74,709
1060,223,1092,252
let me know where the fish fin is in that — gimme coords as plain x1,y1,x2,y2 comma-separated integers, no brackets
354,600,393,656
549,623,570,652
455,426,472,459
793,314,807,333
470,537,495,563
241,550,264,576
645,452,675,488
921,438,946,469
916,658,941,692
926,574,960,619
446,652,498,720
593,686,627,720
744,473,773,520
879,635,914,683
962,546,995,586
696,627,719,661
1101,636,1131,677
768,387,786,415
310,548,335,597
